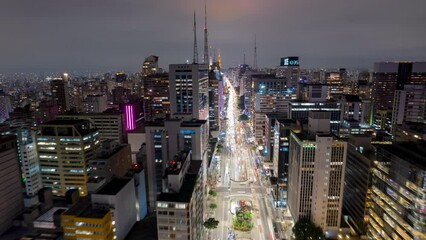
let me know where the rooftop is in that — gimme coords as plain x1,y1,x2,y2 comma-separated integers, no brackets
63,198,109,219
157,174,197,203
378,143,426,169
181,119,207,127
96,178,132,195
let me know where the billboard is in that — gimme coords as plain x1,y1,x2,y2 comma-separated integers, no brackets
280,56,299,66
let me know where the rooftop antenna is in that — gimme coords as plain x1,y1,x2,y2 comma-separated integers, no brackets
193,11,199,64
254,35,258,70
203,0,209,65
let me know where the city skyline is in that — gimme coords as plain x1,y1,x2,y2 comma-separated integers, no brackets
1,0,425,72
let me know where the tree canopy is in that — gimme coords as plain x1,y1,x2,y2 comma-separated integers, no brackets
238,114,249,121
292,218,325,240
203,218,219,229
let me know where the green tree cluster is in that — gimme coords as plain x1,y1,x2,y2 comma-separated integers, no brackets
204,218,219,229
292,218,325,240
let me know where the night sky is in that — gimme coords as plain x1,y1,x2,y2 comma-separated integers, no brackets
1,0,425,72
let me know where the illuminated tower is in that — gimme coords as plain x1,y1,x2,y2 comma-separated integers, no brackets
203,0,209,65
193,11,198,64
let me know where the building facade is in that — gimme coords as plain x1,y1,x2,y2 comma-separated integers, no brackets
37,120,100,196
0,135,24,235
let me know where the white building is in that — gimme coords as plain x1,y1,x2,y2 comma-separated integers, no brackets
288,111,347,238
92,178,137,240
144,118,208,211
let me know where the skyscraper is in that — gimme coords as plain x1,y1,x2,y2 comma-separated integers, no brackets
142,73,170,121
37,119,100,196
50,77,70,113
142,55,159,77
372,62,426,130
169,64,209,121
0,135,24,235
288,112,347,238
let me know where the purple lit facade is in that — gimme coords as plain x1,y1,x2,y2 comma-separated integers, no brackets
125,104,136,131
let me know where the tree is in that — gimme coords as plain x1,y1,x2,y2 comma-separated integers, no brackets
293,218,325,240
238,114,249,122
210,203,217,209
203,218,219,230
208,190,217,197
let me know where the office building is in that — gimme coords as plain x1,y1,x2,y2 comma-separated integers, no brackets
342,135,373,237
271,118,300,208
391,84,426,133
253,94,292,145
142,73,170,121
290,101,342,133
37,120,100,197
277,56,300,88
0,93,12,123
394,122,426,142
325,69,346,99
61,199,113,240
57,111,126,144
0,125,42,196
92,178,137,240
367,143,426,239
372,62,426,130
142,55,160,77
0,135,24,235
169,64,209,120
144,118,208,210
50,77,70,113
84,94,107,113
156,156,203,240
208,70,221,131
288,112,347,238
89,140,132,182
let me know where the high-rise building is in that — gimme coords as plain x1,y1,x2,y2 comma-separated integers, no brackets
372,62,426,130
90,140,132,182
169,64,209,120
325,70,345,100
367,143,426,239
342,135,373,237
208,70,221,131
290,101,342,133
56,111,126,144
271,118,300,208
288,112,347,238
84,94,107,113
142,55,160,77
338,95,370,123
144,119,208,210
0,135,24,235
92,178,138,240
37,119,100,196
156,152,203,240
142,73,170,121
253,94,292,145
0,92,12,123
50,77,70,113
391,84,426,133
0,126,42,196
277,56,300,88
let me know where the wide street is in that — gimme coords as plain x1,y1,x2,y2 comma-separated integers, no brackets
208,75,279,240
